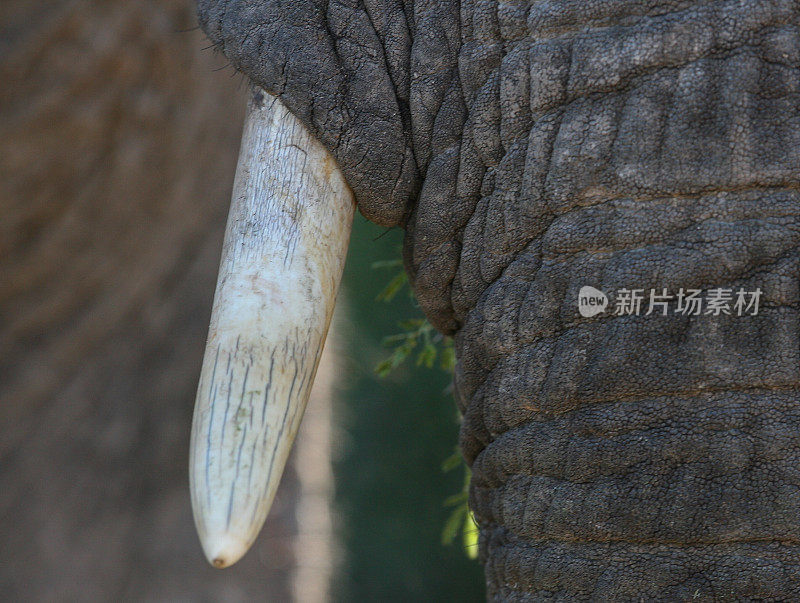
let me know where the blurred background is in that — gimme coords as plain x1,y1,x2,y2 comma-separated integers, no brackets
0,1,484,599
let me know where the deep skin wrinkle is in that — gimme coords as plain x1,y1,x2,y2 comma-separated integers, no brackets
199,1,800,599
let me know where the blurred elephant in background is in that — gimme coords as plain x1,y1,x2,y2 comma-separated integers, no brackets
196,0,800,599
0,1,312,598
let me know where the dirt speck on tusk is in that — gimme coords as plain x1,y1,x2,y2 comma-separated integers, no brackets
189,86,354,569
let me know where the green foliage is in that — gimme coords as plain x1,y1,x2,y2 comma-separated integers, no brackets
441,449,479,559
373,261,478,560
374,318,454,377
336,222,483,601
372,259,408,302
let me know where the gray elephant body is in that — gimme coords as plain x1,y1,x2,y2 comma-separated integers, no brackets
200,0,800,598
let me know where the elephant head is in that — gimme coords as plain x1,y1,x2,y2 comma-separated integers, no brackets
190,0,800,598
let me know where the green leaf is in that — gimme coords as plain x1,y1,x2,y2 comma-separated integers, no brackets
375,271,408,302
371,259,403,269
463,512,479,559
441,449,462,472
443,491,467,507
389,346,410,367
441,505,467,546
397,318,425,331
440,343,456,372
374,338,417,377
381,332,412,345
374,358,394,378
416,342,437,368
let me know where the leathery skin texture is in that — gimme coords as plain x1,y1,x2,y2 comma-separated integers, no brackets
199,0,800,599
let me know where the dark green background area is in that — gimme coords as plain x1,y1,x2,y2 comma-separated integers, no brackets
332,216,484,601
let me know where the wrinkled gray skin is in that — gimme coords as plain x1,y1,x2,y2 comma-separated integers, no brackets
199,0,800,599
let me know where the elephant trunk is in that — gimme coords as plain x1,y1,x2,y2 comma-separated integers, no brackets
446,2,800,598
189,87,353,568
460,282,800,598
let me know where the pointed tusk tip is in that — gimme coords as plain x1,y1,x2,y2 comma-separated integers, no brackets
201,531,252,569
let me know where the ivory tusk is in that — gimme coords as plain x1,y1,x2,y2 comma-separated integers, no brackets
189,87,354,569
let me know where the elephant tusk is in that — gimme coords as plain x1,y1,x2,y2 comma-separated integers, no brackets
189,86,354,569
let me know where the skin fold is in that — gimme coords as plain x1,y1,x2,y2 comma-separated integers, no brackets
199,0,800,598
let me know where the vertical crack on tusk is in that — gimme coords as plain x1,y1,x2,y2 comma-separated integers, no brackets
189,86,355,569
